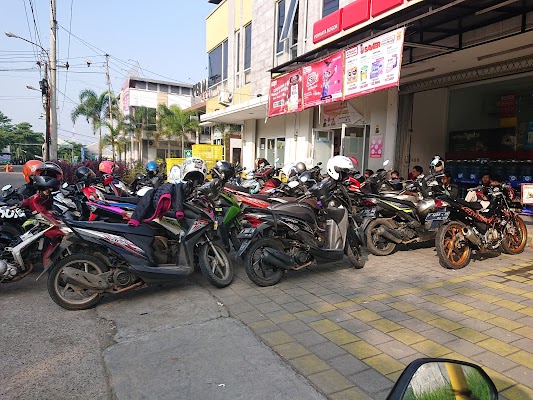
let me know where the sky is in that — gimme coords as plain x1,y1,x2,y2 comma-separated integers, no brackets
0,0,215,146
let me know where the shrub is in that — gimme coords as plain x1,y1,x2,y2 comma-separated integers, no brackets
53,160,132,185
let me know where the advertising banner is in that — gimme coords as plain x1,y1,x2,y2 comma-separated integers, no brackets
369,134,383,158
268,69,303,117
344,27,405,100
302,52,344,109
320,101,363,128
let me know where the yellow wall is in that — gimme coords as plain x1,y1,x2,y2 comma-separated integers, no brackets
233,84,250,105
206,0,229,52
206,97,224,114
234,0,252,30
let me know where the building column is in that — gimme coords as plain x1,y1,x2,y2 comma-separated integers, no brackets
383,88,399,168
242,119,256,169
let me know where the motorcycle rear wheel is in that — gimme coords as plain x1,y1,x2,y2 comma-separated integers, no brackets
198,242,233,288
244,238,285,287
366,219,397,256
436,221,471,269
501,215,527,254
47,254,108,310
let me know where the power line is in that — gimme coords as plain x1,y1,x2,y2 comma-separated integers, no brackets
21,0,40,74
27,0,44,52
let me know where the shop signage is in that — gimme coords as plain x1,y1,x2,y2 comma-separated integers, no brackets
521,184,533,205
369,134,383,158
343,27,405,100
320,101,363,128
312,9,343,44
302,52,344,109
342,0,371,31
122,88,130,116
372,0,404,17
268,68,303,117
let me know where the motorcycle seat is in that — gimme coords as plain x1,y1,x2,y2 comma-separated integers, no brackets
270,202,317,225
67,219,154,236
453,198,483,210
106,195,140,205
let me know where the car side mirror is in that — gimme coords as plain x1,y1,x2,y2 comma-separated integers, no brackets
386,359,498,400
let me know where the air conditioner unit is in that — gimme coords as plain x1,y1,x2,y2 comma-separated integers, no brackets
218,91,233,106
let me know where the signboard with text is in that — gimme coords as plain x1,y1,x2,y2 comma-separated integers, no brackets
302,52,344,109
268,69,303,117
320,101,363,128
343,27,405,100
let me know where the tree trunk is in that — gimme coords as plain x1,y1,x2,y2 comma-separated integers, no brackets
181,132,185,158
98,125,102,160
167,136,171,160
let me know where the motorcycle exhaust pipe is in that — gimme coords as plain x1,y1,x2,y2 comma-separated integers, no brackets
375,226,403,244
462,227,481,247
262,248,294,270
62,267,111,290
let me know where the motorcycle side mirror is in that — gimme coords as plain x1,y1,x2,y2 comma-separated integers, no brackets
242,167,247,171
386,359,497,400
317,162,322,166
288,181,300,189
62,182,69,189
2,184,12,191
383,160,390,167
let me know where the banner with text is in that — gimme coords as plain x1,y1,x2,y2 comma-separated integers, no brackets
268,69,303,117
302,52,344,109
344,27,405,100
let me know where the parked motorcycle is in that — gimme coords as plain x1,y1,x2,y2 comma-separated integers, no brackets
237,173,364,287
0,184,32,236
435,183,527,269
47,184,234,310
360,172,448,256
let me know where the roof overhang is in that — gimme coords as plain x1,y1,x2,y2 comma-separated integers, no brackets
200,96,268,124
271,0,533,75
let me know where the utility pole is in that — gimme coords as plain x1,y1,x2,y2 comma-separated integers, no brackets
40,63,51,162
105,54,114,161
49,0,58,160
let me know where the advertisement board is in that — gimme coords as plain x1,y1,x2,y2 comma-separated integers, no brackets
343,27,405,100
522,184,533,205
302,52,344,109
268,69,303,117
320,101,363,128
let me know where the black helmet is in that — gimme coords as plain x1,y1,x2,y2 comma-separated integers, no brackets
33,175,61,191
295,162,307,174
36,162,63,181
213,160,235,181
75,166,96,183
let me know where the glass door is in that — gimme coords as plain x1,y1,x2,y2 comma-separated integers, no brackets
313,130,333,167
342,125,370,172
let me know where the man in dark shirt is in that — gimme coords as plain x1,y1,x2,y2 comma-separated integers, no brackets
439,170,459,199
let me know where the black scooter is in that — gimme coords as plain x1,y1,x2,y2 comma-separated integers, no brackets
47,202,233,310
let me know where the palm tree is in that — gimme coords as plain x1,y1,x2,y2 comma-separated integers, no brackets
98,115,126,161
156,104,173,158
71,90,112,160
168,105,199,158
130,106,151,164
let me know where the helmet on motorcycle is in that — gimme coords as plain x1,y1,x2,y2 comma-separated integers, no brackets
212,160,235,181
99,160,116,175
36,162,63,181
348,157,359,169
255,158,270,169
33,175,61,191
182,157,207,184
146,160,159,172
295,162,307,174
22,160,45,183
326,156,357,181
75,166,96,183
168,164,182,183
430,156,445,174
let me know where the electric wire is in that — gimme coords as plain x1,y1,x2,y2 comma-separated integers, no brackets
21,0,41,76
61,0,74,113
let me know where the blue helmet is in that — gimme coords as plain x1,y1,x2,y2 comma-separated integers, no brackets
146,160,159,172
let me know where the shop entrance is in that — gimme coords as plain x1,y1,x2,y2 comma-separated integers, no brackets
313,125,370,171
258,137,285,166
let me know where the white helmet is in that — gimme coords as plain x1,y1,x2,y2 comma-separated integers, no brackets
182,157,207,184
430,155,445,173
326,155,357,181
168,164,182,183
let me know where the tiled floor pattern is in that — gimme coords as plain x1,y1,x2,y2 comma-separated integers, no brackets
208,246,533,400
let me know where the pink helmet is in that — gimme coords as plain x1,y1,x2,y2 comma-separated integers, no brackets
99,160,116,175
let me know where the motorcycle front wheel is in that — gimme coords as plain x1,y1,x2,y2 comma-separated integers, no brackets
346,230,365,269
244,238,285,287
365,219,397,256
436,221,471,269
501,215,527,255
198,242,233,288
47,254,108,310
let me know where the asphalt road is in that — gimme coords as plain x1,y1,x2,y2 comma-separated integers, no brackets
0,171,325,400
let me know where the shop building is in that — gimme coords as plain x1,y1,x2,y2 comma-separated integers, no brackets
201,0,533,186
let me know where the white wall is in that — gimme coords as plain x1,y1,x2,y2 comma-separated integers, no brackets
410,88,449,174
129,89,192,109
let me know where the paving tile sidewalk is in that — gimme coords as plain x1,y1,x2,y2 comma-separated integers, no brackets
206,245,533,400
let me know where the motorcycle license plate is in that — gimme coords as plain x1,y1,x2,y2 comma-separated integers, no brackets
360,208,376,218
237,228,257,239
426,211,450,221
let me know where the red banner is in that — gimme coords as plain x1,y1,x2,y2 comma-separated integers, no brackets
302,52,344,109
268,69,303,117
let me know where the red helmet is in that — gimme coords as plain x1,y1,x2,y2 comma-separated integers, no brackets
99,160,116,175
22,160,45,183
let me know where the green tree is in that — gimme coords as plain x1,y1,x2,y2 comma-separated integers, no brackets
71,90,113,159
129,106,156,163
214,122,241,162
157,104,199,158
98,116,127,162
156,104,173,157
58,141,84,162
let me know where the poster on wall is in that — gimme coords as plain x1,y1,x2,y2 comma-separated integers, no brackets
302,51,344,109
344,27,405,100
369,134,383,158
268,68,303,117
522,184,533,205
320,101,363,128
